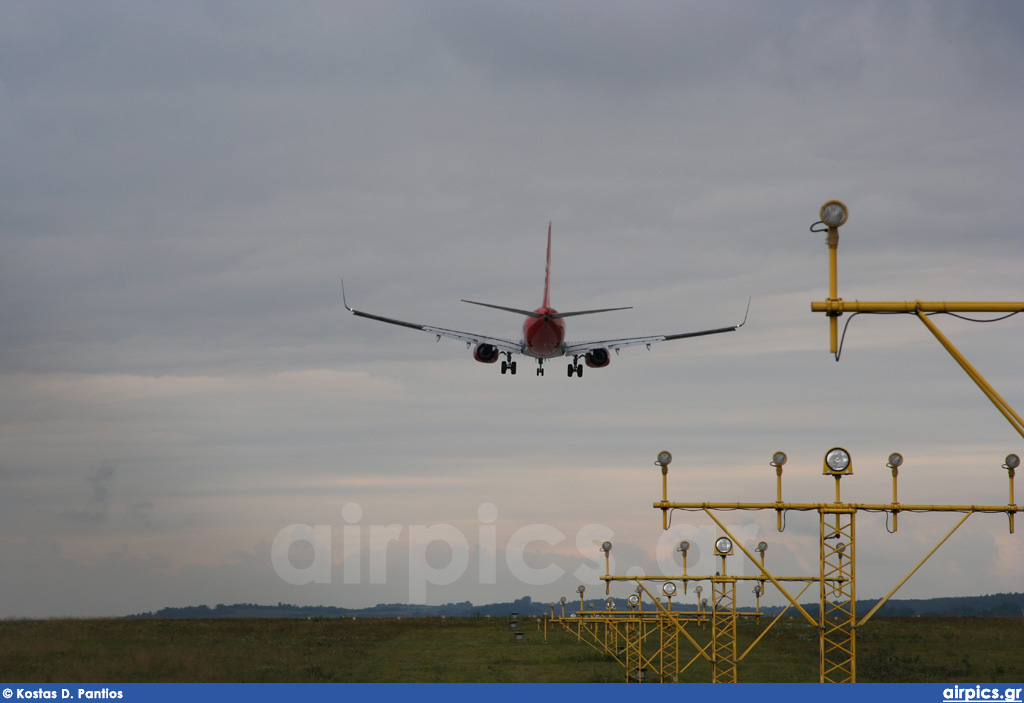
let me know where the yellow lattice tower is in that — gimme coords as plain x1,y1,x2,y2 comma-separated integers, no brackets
820,509,855,682
710,538,738,683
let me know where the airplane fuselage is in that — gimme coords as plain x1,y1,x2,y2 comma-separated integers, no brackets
522,307,566,358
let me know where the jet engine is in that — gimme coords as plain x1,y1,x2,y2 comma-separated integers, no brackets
473,343,500,364
585,348,611,368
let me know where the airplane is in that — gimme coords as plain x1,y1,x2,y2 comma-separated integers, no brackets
343,224,748,377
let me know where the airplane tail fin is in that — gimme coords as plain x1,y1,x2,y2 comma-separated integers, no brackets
543,222,552,309
461,223,631,318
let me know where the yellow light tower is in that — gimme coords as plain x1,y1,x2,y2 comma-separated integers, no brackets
809,200,1024,439
653,449,1020,682
711,536,738,683
820,447,856,683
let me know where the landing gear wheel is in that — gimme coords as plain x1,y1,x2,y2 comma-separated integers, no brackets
501,355,518,376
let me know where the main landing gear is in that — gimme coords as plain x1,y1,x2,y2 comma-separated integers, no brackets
567,358,584,378
500,353,517,375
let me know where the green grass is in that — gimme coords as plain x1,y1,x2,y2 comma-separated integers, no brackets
1,616,1021,683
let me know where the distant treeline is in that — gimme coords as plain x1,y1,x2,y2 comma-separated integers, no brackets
126,593,1023,619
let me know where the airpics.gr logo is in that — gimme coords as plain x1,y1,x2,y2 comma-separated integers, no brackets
943,686,1023,702
269,502,762,603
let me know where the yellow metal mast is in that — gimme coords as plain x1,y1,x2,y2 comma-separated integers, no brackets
809,200,1024,439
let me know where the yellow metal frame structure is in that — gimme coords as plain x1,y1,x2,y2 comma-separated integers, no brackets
809,205,1024,439
652,453,1018,683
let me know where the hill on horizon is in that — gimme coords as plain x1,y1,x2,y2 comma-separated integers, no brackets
125,592,1024,619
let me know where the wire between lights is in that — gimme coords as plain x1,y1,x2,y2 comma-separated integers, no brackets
833,309,1023,362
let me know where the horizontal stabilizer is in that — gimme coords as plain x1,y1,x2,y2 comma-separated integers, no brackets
551,306,632,319
462,300,542,318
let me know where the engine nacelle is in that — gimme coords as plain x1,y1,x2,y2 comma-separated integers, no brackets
473,343,500,364
585,348,611,368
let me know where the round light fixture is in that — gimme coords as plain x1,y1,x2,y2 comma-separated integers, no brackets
662,582,677,597
715,537,733,555
601,541,612,553
824,447,852,474
577,585,585,595
756,541,768,554
657,451,673,466
628,594,640,607
694,585,703,596
772,451,788,466
678,540,690,553
820,200,849,228
888,452,904,468
605,597,616,610
1006,454,1021,469
836,542,847,554
560,596,566,605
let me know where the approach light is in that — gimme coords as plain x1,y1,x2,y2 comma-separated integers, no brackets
888,452,904,468
694,585,703,597
756,541,768,554
601,541,613,553
715,537,734,556
753,585,761,597
560,596,566,605
606,597,616,611
662,582,677,597
836,542,847,554
1005,454,1021,470
577,585,586,595
678,540,690,554
772,451,788,467
628,594,640,607
823,447,853,475
657,451,673,466
820,200,849,228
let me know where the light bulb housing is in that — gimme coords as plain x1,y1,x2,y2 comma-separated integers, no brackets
772,451,787,466
657,451,672,466
715,536,734,556
1005,454,1020,470
662,582,677,597
820,200,849,228
823,447,853,475
888,452,904,468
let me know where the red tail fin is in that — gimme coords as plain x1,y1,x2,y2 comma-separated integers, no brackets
543,222,552,308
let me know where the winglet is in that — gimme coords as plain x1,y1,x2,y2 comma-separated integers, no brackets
738,297,752,328
341,278,354,312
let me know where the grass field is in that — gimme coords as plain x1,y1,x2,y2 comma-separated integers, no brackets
1,616,1021,683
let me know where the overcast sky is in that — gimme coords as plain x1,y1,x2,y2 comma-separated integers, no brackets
1,1,1022,617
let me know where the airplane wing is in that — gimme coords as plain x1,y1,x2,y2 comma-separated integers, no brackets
562,298,750,356
343,281,524,355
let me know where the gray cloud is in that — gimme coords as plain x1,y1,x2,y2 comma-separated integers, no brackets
0,1,1021,617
